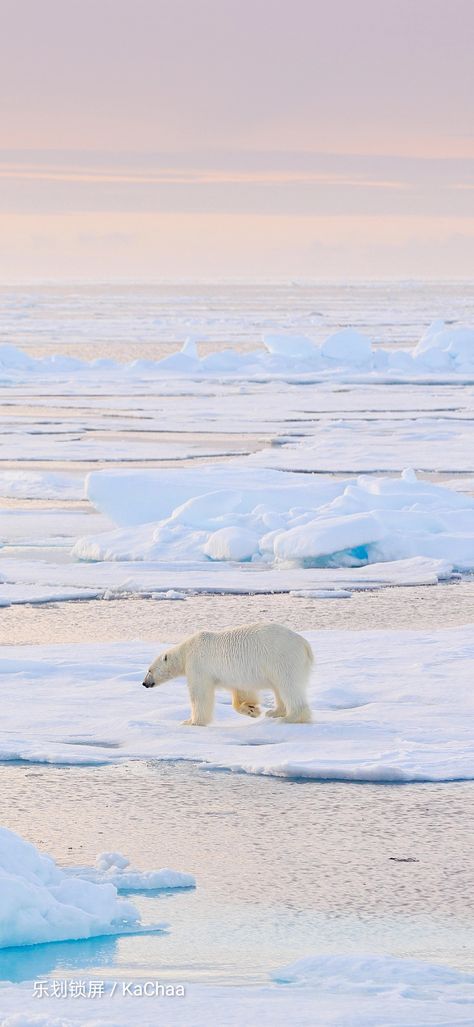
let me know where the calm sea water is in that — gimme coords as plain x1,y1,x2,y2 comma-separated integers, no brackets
0,762,473,985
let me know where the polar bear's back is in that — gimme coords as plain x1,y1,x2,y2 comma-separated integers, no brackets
182,622,313,688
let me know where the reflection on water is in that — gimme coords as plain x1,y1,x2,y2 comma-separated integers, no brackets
0,935,119,984
0,762,473,983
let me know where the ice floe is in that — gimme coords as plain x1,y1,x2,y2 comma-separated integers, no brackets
0,555,451,607
0,627,473,781
0,828,166,949
75,466,474,572
67,851,195,891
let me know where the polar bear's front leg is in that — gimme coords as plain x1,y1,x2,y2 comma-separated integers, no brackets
231,689,261,719
183,676,215,726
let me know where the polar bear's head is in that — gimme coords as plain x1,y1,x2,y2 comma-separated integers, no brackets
142,646,181,687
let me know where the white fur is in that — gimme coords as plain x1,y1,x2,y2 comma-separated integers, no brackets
143,622,313,726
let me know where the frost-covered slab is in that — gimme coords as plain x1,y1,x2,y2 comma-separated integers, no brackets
0,628,473,781
0,584,102,607
0,828,166,949
1,953,473,1025
0,555,453,607
0,471,84,500
0,433,248,462
248,417,474,472
0,509,113,544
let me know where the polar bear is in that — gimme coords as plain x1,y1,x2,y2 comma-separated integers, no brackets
142,622,313,726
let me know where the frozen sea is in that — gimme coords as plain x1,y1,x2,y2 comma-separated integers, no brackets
1,281,474,1025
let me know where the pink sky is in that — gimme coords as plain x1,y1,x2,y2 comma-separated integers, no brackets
1,0,473,279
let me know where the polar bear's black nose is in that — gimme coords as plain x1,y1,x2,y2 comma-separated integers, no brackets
142,679,153,688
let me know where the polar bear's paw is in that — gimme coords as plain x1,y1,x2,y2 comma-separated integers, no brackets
181,718,207,726
265,707,285,718
238,702,261,719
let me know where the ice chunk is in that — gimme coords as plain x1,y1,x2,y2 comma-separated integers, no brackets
70,852,196,891
274,512,385,562
263,333,318,358
0,828,164,948
414,321,474,369
289,589,352,598
320,328,373,366
203,526,260,561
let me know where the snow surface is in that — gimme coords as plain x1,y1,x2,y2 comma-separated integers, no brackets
248,417,474,472
76,467,474,572
0,828,167,949
0,472,83,501
1,628,473,781
1,953,473,1026
0,510,112,545
0,555,453,608
2,320,474,382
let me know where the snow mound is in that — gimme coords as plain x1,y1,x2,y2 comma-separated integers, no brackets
263,333,318,359
320,328,372,366
414,320,474,369
67,851,196,891
272,952,474,992
77,467,474,572
0,828,165,949
203,526,260,562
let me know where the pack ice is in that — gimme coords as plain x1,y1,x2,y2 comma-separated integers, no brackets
1,319,474,381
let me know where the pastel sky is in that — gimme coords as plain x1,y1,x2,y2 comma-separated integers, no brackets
1,0,473,279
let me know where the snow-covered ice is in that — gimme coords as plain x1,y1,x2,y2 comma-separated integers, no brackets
74,466,474,572
0,628,473,781
0,828,167,949
0,472,83,501
1,953,473,1026
0,555,453,608
248,417,474,472
2,320,474,382
0,510,112,545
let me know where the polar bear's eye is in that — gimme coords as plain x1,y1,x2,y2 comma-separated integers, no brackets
163,654,167,662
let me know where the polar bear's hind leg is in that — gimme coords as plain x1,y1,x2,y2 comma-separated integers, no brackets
271,660,312,724
232,688,261,719
265,685,287,718
281,705,312,724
